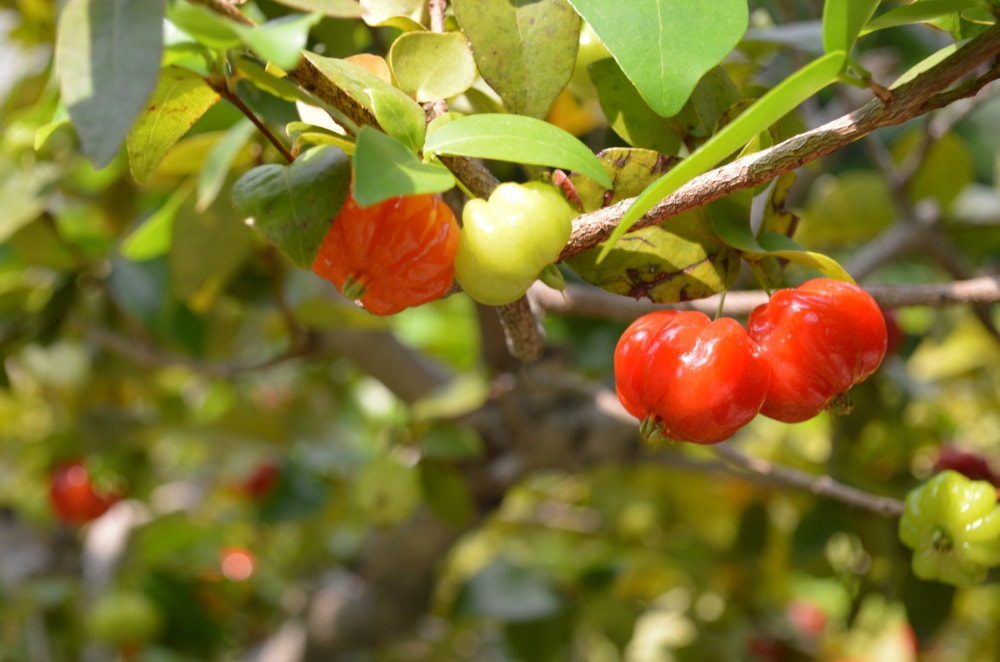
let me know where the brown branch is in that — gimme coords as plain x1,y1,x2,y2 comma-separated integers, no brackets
560,23,1000,260
712,444,905,517
530,275,1000,321
496,297,547,363
77,319,452,403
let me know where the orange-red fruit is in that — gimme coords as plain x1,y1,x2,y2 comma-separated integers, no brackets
614,311,771,444
311,192,459,315
747,278,887,423
49,460,119,525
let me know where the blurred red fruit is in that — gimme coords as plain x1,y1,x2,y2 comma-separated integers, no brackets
49,460,119,525
933,445,998,485
241,462,279,500
787,599,827,637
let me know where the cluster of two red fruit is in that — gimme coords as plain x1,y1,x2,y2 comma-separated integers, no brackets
614,278,889,444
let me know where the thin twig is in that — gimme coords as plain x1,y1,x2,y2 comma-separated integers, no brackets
212,82,296,163
560,28,1000,260
77,318,307,379
529,276,1000,321
711,444,906,517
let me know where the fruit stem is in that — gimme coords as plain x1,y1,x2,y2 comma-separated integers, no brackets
341,274,368,301
747,260,774,297
715,290,728,321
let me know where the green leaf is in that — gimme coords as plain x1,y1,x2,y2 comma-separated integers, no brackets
170,179,255,309
120,180,194,261
822,0,881,54
388,31,478,103
167,1,243,50
756,232,854,282
565,149,737,302
0,158,55,243
567,0,747,117
360,0,426,28
196,119,256,212
892,129,973,208
302,52,427,146
231,145,351,268
419,422,485,459
890,42,960,88
708,192,761,253
126,66,221,185
567,211,740,303
862,0,982,35
420,461,474,528
567,147,673,211
352,126,456,206
605,51,846,261
234,56,314,103
56,0,167,168
424,114,611,187
588,59,683,155
354,454,422,525
366,87,425,151
795,170,896,247
453,0,580,118
279,0,363,17
231,13,322,71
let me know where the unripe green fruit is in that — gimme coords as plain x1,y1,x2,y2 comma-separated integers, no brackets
899,470,1000,586
455,182,575,306
86,591,163,648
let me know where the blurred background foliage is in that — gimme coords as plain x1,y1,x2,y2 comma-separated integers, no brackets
0,1,999,661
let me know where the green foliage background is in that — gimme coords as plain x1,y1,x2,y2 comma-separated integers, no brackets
0,1,999,661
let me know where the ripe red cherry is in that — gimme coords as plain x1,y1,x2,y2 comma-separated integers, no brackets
933,445,997,485
747,278,887,423
49,460,119,525
311,191,459,315
614,311,771,444
241,462,279,500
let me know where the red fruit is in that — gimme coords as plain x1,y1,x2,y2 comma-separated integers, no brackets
241,462,279,500
787,599,827,638
311,191,459,315
49,460,119,525
614,311,771,444
933,445,998,485
747,278,887,423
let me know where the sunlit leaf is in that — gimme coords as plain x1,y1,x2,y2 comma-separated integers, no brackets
588,58,683,155
354,454,422,525
862,0,982,35
567,0,747,117
388,31,478,103
120,180,194,261
127,66,221,185
196,119,256,212
170,180,255,309
454,0,580,118
756,232,854,282
57,0,166,167
360,0,425,29
279,0,363,17
605,51,846,260
231,13,322,71
302,52,426,147
424,114,611,187
822,0,880,54
352,127,456,206
231,145,351,268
